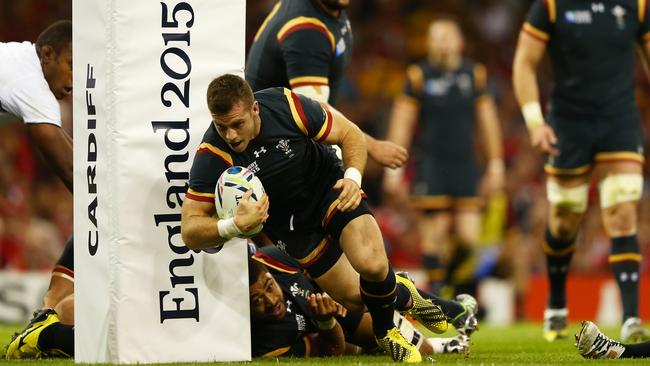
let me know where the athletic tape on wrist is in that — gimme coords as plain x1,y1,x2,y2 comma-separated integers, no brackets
344,167,362,187
522,102,544,130
217,217,242,240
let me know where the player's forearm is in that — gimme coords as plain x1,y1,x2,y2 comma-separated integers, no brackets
180,214,227,250
512,54,541,108
340,123,367,176
27,123,73,192
386,96,417,148
477,97,503,162
312,322,345,357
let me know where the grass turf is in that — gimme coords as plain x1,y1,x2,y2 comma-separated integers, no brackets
0,322,646,365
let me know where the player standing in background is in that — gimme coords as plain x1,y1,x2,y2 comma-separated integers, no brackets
1,20,75,358
513,0,650,342
383,16,504,295
246,0,408,169
182,74,452,362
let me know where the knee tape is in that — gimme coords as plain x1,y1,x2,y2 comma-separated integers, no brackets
546,180,589,213
599,174,643,209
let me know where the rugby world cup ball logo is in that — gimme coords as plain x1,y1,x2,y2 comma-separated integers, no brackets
215,166,266,235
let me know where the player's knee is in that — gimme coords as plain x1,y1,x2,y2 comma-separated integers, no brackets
54,293,74,325
546,180,589,214
549,217,580,241
603,201,637,235
355,257,389,282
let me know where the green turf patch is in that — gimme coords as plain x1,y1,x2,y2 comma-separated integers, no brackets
0,323,647,365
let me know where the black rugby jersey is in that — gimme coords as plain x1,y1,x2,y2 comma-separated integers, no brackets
524,0,650,116
250,251,319,357
246,0,353,104
187,87,342,226
402,59,488,159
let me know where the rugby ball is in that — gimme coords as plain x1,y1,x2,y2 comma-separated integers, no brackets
215,166,265,235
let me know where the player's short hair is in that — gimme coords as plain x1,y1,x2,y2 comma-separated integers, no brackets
248,257,268,286
206,74,254,116
430,13,463,32
36,20,72,54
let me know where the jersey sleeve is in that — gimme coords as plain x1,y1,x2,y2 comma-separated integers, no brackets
7,75,61,126
522,0,555,43
277,17,335,89
186,128,233,203
281,88,333,142
638,0,650,40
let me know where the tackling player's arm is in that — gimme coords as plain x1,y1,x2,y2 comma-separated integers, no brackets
319,104,367,212
26,123,73,192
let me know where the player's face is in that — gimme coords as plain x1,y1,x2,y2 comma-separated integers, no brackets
249,272,286,321
213,100,261,152
428,21,463,62
41,43,73,100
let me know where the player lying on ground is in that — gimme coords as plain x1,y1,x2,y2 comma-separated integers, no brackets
249,245,477,357
576,321,650,359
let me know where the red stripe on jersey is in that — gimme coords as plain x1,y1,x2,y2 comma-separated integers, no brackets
290,92,309,132
253,251,302,274
197,146,234,167
185,191,215,203
278,23,334,50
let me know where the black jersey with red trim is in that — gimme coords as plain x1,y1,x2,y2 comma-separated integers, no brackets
523,0,650,116
187,87,342,227
246,0,353,104
402,59,488,159
251,249,319,357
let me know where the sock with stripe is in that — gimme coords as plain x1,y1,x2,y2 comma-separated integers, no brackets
360,268,397,338
610,235,640,320
544,229,575,309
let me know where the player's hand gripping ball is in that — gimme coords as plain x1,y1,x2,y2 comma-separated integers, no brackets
215,166,266,236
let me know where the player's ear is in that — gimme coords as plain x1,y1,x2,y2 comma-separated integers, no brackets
251,100,259,115
39,45,56,64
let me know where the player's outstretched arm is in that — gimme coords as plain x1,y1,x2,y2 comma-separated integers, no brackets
26,123,73,192
513,31,558,156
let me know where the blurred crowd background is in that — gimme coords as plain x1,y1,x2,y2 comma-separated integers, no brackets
1,0,650,319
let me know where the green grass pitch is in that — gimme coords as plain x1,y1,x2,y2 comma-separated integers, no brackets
0,322,647,365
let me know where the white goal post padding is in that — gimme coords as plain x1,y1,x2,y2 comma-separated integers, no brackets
72,0,250,363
